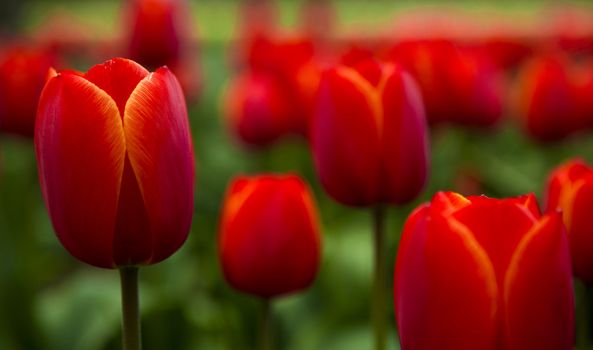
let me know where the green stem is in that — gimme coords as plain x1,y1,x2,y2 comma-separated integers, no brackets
120,267,141,350
259,298,273,350
578,283,592,349
372,206,387,350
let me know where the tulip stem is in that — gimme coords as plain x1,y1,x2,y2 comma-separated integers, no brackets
578,284,593,348
259,298,273,350
120,267,141,350
372,205,387,350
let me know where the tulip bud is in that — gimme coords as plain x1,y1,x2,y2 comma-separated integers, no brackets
388,40,504,128
123,0,200,100
515,54,585,142
225,36,320,147
224,71,294,147
0,45,57,137
546,159,593,284
35,58,195,268
311,59,429,206
395,192,574,350
218,174,321,298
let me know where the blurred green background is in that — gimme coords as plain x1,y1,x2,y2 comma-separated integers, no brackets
2,1,593,349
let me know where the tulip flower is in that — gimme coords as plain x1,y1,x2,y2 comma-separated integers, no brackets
395,192,574,350
387,40,504,128
311,58,428,350
0,45,58,137
225,36,320,148
514,53,590,142
124,0,201,100
219,174,321,348
546,159,593,283
312,59,428,207
35,57,194,350
224,71,294,147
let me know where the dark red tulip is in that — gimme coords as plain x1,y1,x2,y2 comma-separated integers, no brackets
0,45,57,137
124,0,200,100
35,58,195,268
218,174,321,298
546,159,593,283
387,40,504,128
311,59,429,206
395,192,574,350
514,54,586,142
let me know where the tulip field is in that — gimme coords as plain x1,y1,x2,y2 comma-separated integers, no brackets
4,1,593,350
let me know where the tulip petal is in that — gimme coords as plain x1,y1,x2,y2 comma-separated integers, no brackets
395,206,498,350
85,58,149,116
123,66,194,264
312,67,381,206
563,181,593,282
35,72,125,268
380,67,429,204
504,212,574,350
452,199,537,285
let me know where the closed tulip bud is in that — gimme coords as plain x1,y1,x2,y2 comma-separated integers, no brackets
125,0,185,68
226,36,320,147
311,59,429,206
224,71,294,147
515,54,585,142
219,174,321,298
0,45,58,137
395,192,574,350
124,0,200,100
35,58,195,268
546,159,593,283
388,40,504,128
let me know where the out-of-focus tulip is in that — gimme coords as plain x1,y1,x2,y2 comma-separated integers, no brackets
0,45,57,137
224,71,294,147
311,59,429,206
395,191,574,350
475,36,534,70
35,58,194,268
546,159,593,283
124,0,200,100
225,36,321,147
387,40,504,128
514,54,586,142
219,174,321,298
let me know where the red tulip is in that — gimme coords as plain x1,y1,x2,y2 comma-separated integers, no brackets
395,192,574,350
218,174,321,298
124,0,200,100
0,45,58,137
224,71,294,147
387,40,504,128
125,0,184,68
35,58,195,268
225,35,321,147
311,59,429,206
515,54,586,142
476,36,534,70
546,159,593,283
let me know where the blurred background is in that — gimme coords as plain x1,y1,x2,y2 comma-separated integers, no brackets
2,0,593,349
